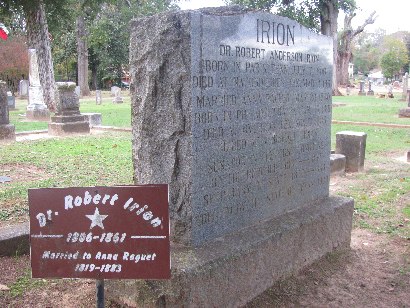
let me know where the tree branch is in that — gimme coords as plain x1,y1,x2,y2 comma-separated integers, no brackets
353,11,377,37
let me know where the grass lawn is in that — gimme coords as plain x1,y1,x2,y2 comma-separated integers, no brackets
9,91,131,132
332,95,410,125
0,132,133,222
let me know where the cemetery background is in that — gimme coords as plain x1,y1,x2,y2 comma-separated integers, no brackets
0,87,409,306
0,1,407,306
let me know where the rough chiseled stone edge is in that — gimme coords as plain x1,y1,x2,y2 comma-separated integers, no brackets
106,196,354,307
130,10,194,245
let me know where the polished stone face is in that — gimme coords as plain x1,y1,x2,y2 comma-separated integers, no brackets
190,11,333,244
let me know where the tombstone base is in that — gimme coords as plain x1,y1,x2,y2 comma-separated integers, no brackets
106,196,353,307
398,108,410,118
82,113,102,127
358,91,366,96
26,109,50,121
0,124,16,141
367,90,374,96
112,97,124,104
330,154,346,175
48,115,90,135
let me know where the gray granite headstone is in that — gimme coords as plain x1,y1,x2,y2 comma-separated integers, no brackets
18,80,29,98
7,91,15,109
402,73,408,101
112,87,123,103
358,81,365,95
131,7,333,246
48,82,90,135
367,81,374,96
0,83,9,125
26,49,50,121
0,81,15,140
75,86,81,98
111,8,354,307
110,86,120,96
96,90,102,105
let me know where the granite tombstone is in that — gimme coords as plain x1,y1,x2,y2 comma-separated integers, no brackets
108,7,354,307
26,49,50,121
0,81,15,140
358,80,366,95
18,80,29,98
402,73,408,101
7,91,15,109
96,90,102,105
112,87,123,103
48,82,90,135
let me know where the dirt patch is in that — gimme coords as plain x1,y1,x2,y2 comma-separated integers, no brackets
0,229,408,307
0,164,48,184
246,229,410,308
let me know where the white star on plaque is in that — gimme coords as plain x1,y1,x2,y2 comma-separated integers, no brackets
85,208,108,230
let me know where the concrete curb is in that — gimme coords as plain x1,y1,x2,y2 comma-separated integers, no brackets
332,120,410,129
0,223,30,256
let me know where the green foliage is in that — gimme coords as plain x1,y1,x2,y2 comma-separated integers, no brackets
276,1,320,32
380,37,409,79
9,269,45,297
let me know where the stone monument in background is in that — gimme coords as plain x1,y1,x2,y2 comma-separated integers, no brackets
112,87,123,103
399,89,410,117
95,90,102,105
26,49,50,121
0,81,15,140
402,73,408,101
48,82,90,135
358,81,366,95
107,7,354,307
18,79,29,98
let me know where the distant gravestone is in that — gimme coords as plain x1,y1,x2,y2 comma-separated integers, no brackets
48,82,90,135
26,49,50,121
407,150,410,162
367,81,374,96
110,86,120,96
6,91,15,109
402,73,408,101
358,81,366,95
398,89,410,117
82,112,102,127
112,87,123,103
335,131,367,172
0,81,15,140
95,90,102,105
107,7,354,307
18,80,29,98
75,86,80,98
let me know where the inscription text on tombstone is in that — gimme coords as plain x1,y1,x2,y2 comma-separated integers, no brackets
190,12,333,244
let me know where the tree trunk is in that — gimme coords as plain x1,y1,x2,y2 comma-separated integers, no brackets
25,0,56,111
319,0,341,96
337,49,351,86
76,14,91,97
337,12,376,87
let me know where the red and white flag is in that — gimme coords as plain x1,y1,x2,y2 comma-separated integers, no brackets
0,23,9,40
